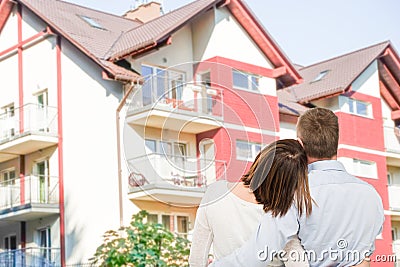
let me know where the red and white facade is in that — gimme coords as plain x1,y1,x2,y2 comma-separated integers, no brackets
0,0,398,266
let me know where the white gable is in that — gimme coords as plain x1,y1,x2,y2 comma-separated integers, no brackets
192,7,274,69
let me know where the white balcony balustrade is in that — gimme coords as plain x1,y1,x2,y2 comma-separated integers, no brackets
127,153,226,205
0,175,59,220
126,80,223,134
0,104,58,163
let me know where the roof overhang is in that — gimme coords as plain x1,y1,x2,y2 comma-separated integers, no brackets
379,46,400,120
0,0,15,33
226,0,302,87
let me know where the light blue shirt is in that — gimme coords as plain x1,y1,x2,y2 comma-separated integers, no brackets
211,160,384,267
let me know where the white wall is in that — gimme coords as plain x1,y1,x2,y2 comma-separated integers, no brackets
0,7,18,51
279,121,297,139
192,7,274,69
351,60,380,97
60,39,139,264
130,25,194,79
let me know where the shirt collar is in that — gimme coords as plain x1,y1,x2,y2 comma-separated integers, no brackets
308,160,347,173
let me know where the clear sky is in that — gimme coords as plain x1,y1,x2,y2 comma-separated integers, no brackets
65,0,400,66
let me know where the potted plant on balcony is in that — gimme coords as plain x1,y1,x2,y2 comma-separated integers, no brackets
90,210,190,267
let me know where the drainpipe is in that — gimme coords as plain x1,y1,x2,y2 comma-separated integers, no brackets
116,81,139,227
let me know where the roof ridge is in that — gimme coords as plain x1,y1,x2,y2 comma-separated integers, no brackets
299,40,390,70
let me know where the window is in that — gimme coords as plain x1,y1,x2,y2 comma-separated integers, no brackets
1,103,15,138
79,15,105,29
38,227,51,261
232,70,259,91
141,65,185,106
311,70,329,82
339,96,372,117
236,140,262,161
1,169,16,186
348,98,369,116
352,159,377,179
147,213,189,237
145,139,187,157
4,235,17,250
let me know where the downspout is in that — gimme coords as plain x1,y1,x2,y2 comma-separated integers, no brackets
116,81,139,227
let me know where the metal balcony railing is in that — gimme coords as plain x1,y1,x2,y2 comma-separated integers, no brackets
0,175,59,211
0,103,58,144
0,247,60,267
128,79,224,118
128,153,226,189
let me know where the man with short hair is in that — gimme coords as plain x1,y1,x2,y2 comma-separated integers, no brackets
211,107,384,267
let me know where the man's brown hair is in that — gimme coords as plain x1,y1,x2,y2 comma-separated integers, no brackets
241,139,312,217
296,107,339,159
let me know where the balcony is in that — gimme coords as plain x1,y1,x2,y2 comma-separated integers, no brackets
389,185,400,212
0,247,60,267
0,175,59,220
128,153,226,205
0,104,58,163
126,79,223,134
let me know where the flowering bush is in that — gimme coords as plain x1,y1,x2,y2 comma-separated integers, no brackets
91,210,190,267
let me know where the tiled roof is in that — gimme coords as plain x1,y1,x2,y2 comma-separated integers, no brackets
20,0,142,59
107,0,222,60
277,89,309,116
287,41,390,103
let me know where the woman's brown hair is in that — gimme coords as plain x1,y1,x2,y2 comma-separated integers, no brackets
241,139,312,217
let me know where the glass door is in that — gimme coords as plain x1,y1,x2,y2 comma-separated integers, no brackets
34,160,49,203
36,91,48,132
38,227,51,262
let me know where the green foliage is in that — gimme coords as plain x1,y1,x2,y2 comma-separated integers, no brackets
91,210,191,267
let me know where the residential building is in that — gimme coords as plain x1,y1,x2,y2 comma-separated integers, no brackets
0,0,301,265
279,41,400,266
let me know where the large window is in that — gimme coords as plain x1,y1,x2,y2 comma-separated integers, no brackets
141,65,185,106
232,70,259,91
340,96,372,117
236,140,262,161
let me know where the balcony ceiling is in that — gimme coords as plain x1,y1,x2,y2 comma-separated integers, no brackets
128,183,206,206
0,134,58,162
126,109,221,134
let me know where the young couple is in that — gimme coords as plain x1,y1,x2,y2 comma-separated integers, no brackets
189,108,384,267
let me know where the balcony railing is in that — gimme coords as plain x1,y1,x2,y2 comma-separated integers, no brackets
128,79,224,119
383,125,400,154
389,185,400,211
128,153,226,189
0,175,59,211
0,247,60,266
0,103,58,144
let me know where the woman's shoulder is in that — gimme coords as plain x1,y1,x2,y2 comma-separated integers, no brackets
200,180,230,206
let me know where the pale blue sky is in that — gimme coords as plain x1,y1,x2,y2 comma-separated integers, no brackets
65,0,400,66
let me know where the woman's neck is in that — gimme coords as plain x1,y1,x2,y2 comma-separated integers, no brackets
227,181,259,204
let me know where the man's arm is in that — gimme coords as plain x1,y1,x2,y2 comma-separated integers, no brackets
211,206,300,267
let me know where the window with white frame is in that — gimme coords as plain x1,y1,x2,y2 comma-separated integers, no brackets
0,169,16,185
352,159,377,179
339,96,372,117
141,65,185,106
232,70,260,91
1,103,15,138
146,213,189,237
236,140,262,161
145,139,187,158
338,157,378,179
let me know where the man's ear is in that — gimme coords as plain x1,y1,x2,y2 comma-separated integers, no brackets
297,137,304,147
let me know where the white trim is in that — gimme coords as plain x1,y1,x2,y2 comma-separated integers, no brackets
385,210,400,217
223,122,277,137
338,144,386,157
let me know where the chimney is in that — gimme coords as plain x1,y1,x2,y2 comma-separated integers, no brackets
124,1,162,23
